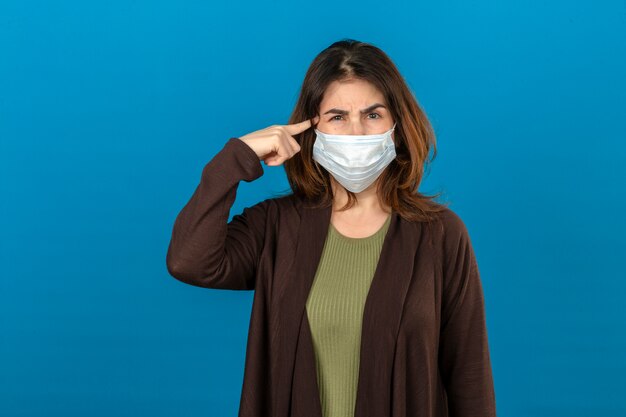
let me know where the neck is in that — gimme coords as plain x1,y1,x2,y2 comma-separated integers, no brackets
330,177,390,215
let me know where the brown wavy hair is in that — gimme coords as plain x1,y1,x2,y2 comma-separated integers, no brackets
282,39,449,223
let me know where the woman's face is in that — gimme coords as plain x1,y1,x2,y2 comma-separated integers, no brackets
316,78,395,140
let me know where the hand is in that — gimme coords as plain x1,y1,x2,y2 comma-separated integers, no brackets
239,116,320,166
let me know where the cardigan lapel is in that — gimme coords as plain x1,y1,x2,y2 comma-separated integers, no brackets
274,199,332,417
352,210,420,417
281,199,421,417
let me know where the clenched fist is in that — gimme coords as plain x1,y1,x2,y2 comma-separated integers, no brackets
239,116,320,166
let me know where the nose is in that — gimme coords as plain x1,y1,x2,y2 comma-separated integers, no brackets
347,121,367,135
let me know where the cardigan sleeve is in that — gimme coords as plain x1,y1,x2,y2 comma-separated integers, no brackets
165,137,268,290
438,209,497,417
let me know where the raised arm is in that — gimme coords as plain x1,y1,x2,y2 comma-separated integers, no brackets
438,210,497,416
165,137,267,290
166,119,315,290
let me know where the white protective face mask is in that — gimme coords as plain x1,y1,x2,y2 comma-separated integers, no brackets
312,123,397,193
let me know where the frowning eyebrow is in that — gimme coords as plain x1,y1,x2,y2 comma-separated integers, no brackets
322,103,387,115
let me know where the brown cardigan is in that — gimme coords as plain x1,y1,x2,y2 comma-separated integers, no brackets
166,137,497,417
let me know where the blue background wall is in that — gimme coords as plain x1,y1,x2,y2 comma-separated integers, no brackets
1,1,625,416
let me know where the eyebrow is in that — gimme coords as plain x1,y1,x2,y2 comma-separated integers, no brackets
322,103,387,116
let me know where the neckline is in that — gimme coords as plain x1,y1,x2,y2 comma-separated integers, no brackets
329,214,392,243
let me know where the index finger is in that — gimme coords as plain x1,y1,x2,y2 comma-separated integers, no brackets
282,118,314,136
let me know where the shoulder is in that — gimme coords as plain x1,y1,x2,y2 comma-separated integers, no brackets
432,205,469,236
238,192,322,227
257,192,299,214
240,192,301,222
426,205,473,254
260,192,324,215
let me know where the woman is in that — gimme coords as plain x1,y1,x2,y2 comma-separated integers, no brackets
166,39,497,417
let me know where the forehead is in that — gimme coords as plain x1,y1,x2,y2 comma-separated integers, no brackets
320,78,386,110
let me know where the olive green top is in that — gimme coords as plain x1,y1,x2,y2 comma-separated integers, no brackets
305,214,392,417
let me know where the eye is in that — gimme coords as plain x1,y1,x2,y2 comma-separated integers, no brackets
330,115,344,121
367,113,382,119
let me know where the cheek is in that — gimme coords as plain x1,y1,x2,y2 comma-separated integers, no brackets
317,121,340,133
